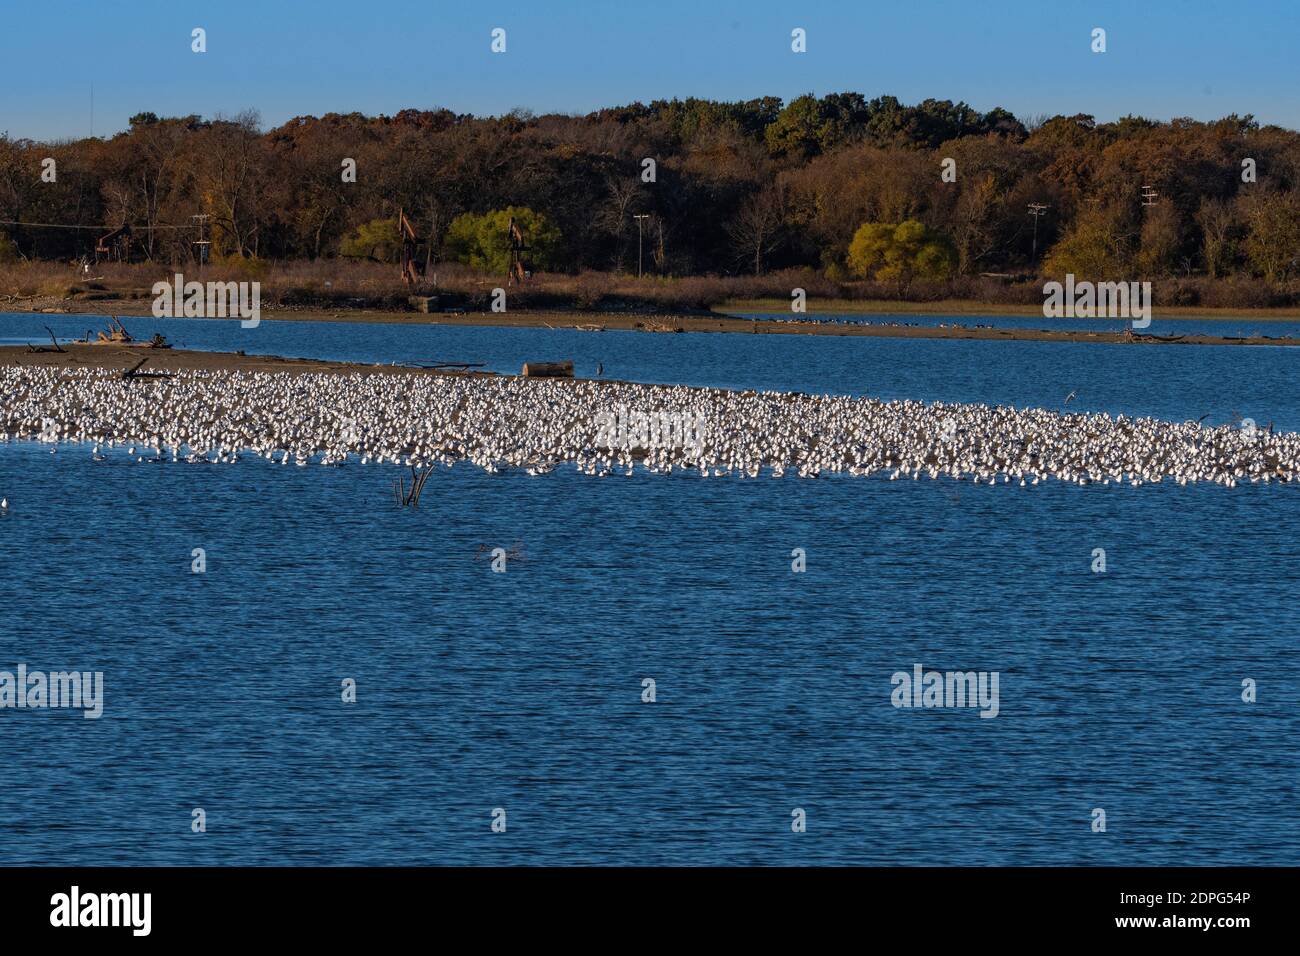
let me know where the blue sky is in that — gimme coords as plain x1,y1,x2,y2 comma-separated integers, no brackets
3,0,1297,140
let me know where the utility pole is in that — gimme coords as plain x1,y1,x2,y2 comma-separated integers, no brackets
191,214,211,274
1027,203,1049,265
633,214,649,278
1141,185,1159,207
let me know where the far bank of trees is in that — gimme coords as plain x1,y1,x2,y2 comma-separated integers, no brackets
2,95,1299,288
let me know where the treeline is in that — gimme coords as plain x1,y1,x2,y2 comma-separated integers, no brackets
2,93,1299,285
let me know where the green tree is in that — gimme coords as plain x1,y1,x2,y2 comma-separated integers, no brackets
339,218,401,262
846,219,956,283
764,93,875,159
442,206,562,274
764,95,826,160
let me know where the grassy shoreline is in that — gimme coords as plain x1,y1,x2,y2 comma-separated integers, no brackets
8,291,1300,326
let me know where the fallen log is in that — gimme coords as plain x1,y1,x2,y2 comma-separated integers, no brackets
521,360,574,378
404,360,487,370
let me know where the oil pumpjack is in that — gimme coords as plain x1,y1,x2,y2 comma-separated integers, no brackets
396,209,530,288
398,208,422,288
507,216,529,286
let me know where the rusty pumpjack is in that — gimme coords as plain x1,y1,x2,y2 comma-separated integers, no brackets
507,216,530,286
398,208,424,289
398,209,531,288
95,223,132,263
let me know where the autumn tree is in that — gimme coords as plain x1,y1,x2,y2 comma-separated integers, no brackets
3,94,1300,286
1195,198,1239,278
1240,188,1300,282
1136,202,1184,277
1042,205,1132,280
847,220,956,286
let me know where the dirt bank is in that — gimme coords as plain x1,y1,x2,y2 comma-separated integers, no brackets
0,344,496,378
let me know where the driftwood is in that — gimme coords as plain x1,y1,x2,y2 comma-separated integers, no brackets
393,464,433,507
101,316,132,343
638,317,684,333
521,360,574,378
26,326,66,353
404,361,486,370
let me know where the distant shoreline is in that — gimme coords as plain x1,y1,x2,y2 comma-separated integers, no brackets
3,299,1298,346
719,298,1300,320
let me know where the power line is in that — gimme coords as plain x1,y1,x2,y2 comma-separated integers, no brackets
0,220,192,230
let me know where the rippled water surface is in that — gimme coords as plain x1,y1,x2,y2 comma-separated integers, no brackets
1,311,1296,865
5,312,1300,428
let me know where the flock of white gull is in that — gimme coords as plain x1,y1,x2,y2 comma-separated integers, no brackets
1,364,1297,489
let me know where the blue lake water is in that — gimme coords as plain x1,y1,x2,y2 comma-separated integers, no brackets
1,311,1297,865
5,312,1300,429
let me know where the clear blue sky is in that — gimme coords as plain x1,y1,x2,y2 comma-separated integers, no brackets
4,0,1297,140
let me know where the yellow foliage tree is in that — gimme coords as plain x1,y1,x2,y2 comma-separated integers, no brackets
846,219,956,284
